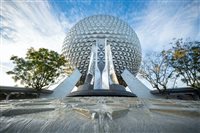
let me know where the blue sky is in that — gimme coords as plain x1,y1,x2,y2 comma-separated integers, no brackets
0,0,200,87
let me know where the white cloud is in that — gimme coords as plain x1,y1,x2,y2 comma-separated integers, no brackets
135,1,200,54
0,1,72,86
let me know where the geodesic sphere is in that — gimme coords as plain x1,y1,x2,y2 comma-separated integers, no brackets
62,15,141,81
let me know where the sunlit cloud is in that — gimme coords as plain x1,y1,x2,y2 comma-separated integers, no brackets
135,0,200,54
0,0,68,86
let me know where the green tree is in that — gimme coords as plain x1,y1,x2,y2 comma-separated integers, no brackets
140,52,175,93
7,47,67,91
166,39,200,89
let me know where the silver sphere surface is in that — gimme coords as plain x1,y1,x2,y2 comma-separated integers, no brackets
62,15,141,82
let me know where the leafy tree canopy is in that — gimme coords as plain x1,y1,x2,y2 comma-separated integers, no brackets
165,39,200,89
7,47,67,91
